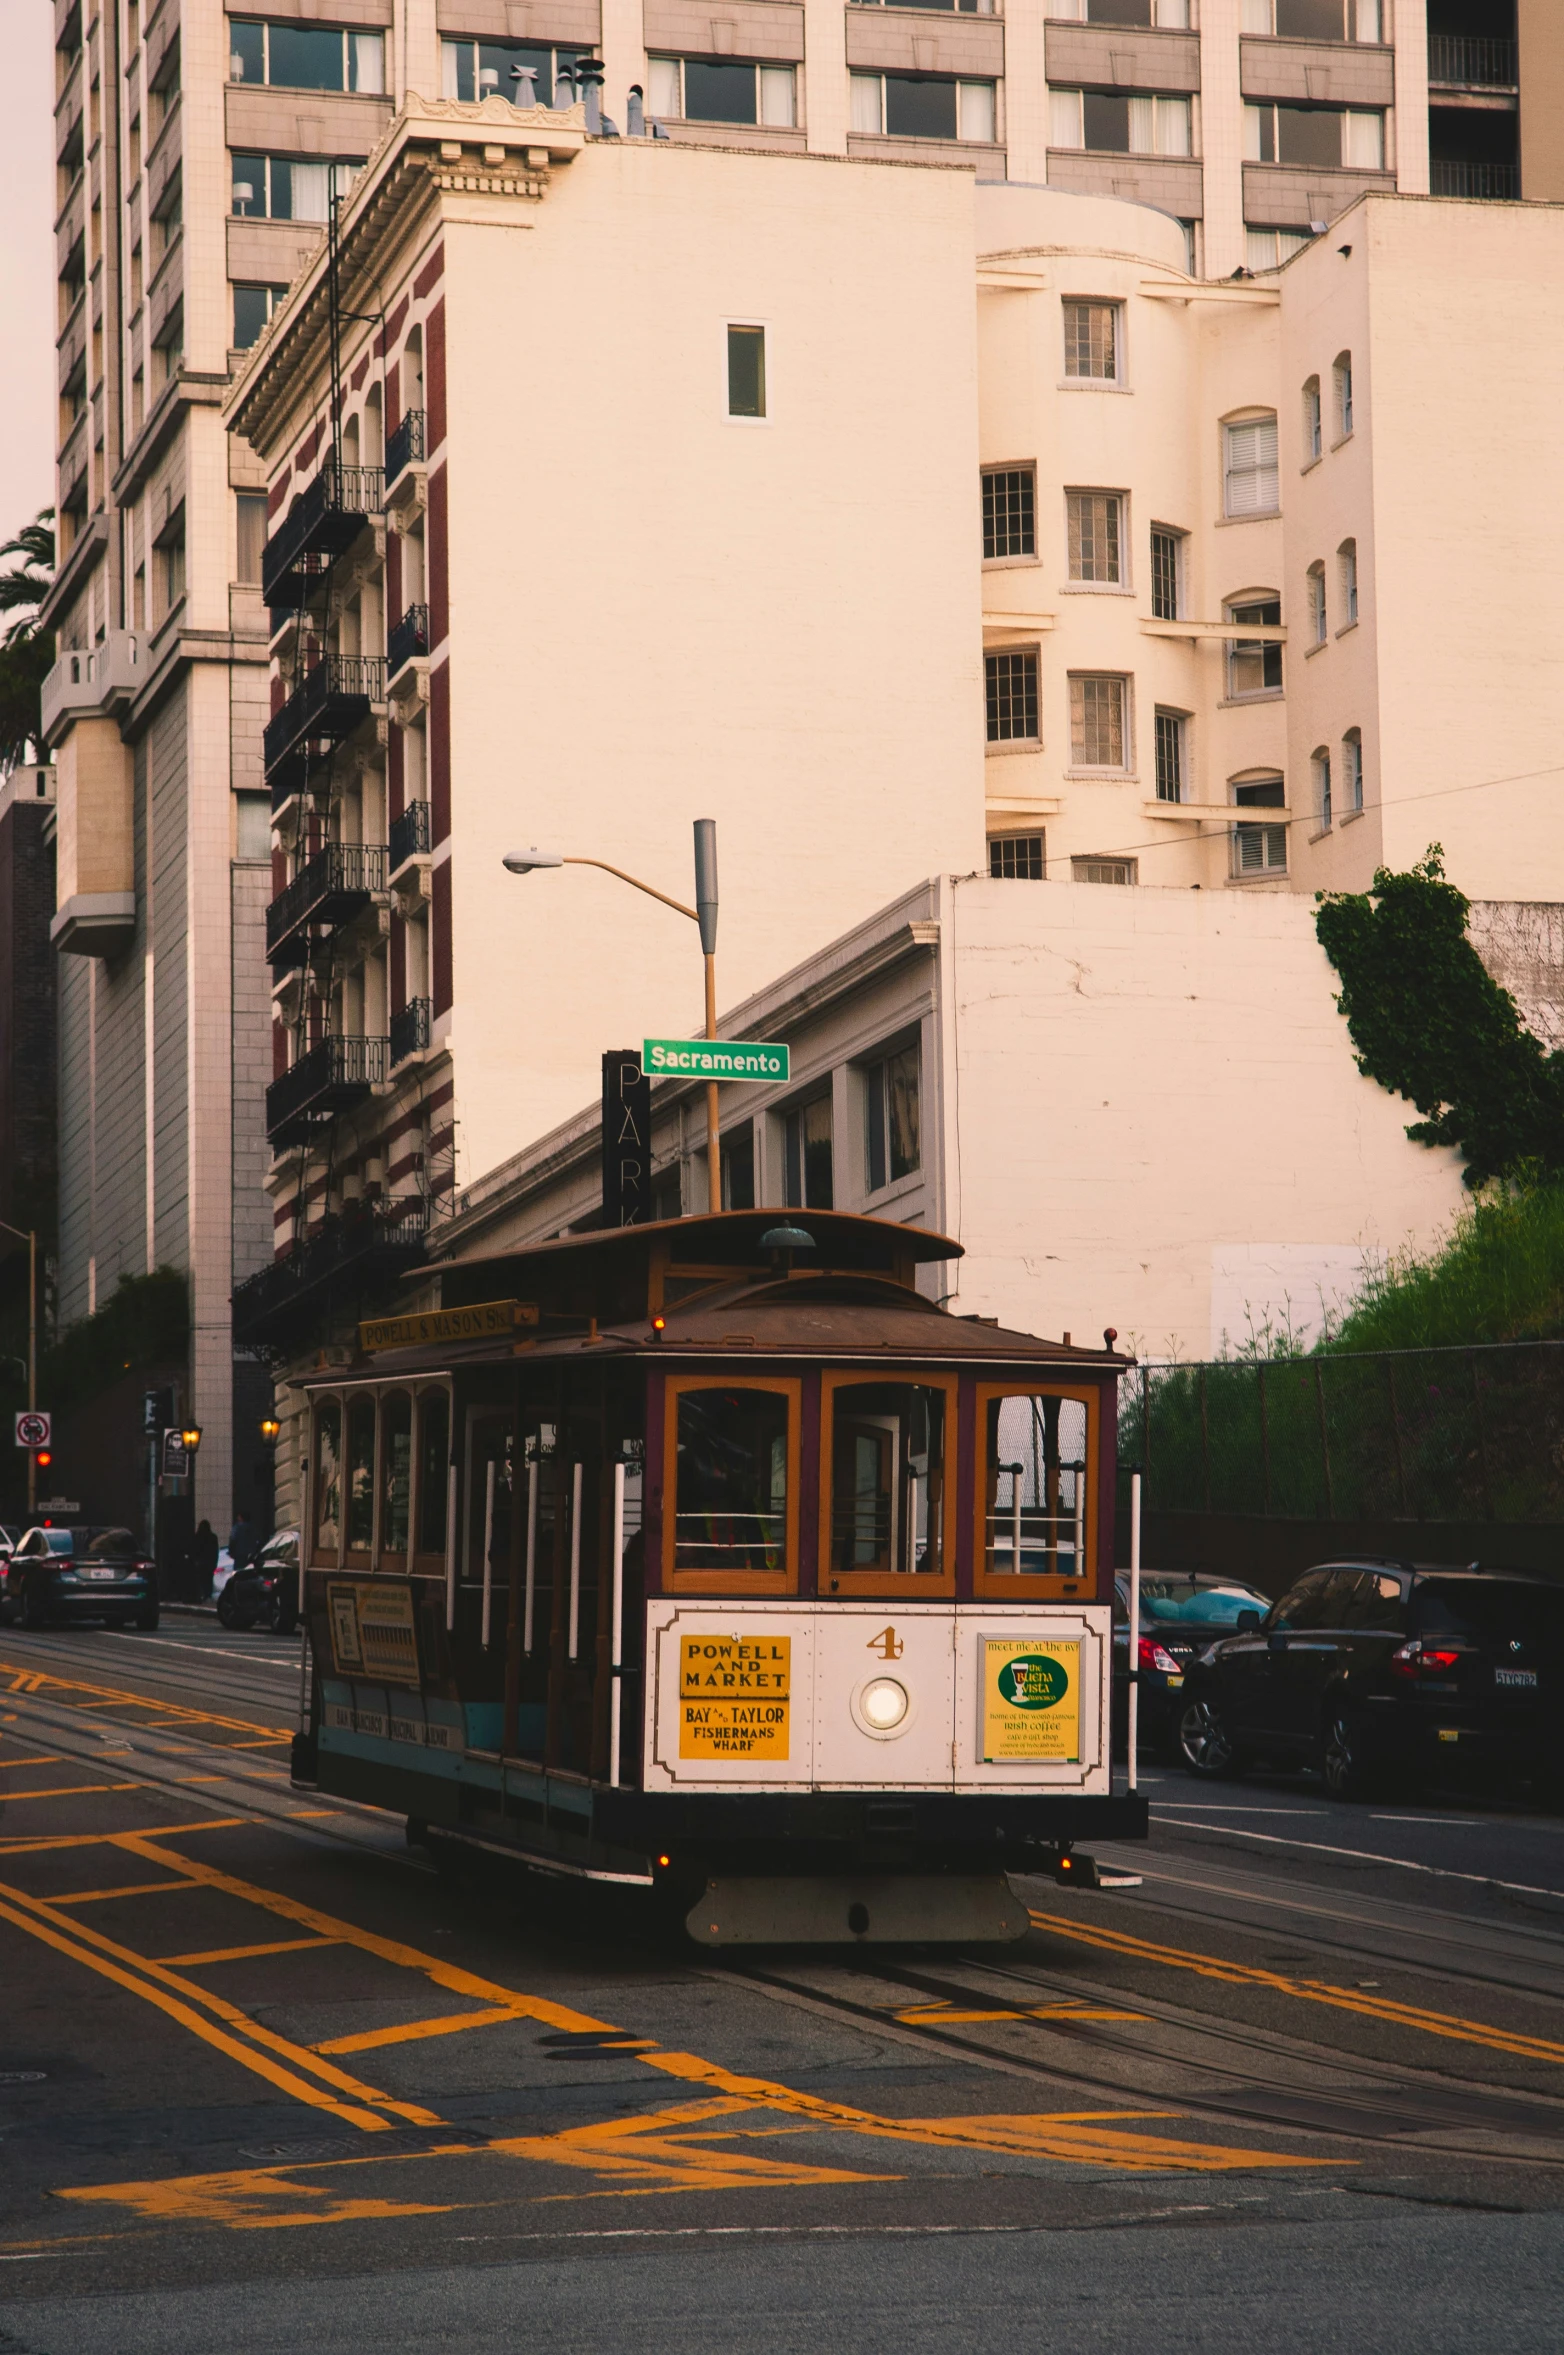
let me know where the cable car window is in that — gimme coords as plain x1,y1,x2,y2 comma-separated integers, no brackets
313,1399,342,1559
673,1384,790,1574
380,1391,412,1558
346,1396,376,1553
416,1391,449,1555
824,1378,952,1590
980,1389,1092,1584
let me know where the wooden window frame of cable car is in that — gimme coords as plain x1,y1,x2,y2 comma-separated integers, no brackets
817,1368,958,1597
972,1379,1100,1601
662,1373,802,1595
377,1387,414,1575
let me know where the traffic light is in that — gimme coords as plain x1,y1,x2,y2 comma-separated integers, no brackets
34,1449,51,1471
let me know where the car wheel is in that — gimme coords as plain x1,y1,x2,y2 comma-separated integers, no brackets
134,1605,160,1632
17,1581,50,1631
1320,1707,1375,1802
1178,1698,1238,1778
216,1588,240,1628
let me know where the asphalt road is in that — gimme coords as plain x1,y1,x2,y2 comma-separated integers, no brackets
3,1618,1564,2354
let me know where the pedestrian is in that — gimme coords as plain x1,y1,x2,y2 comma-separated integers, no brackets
228,1506,258,1569
192,1517,219,1600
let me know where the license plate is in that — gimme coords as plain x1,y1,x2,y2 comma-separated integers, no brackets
1165,1673,1184,1689
1495,1667,1537,1689
1437,1728,1460,1742
83,1566,118,1581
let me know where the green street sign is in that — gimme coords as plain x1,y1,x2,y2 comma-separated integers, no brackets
643,1037,790,1083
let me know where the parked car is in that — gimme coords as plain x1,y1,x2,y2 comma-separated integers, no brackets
1176,1558,1564,1801
0,1524,159,1631
216,1529,299,1634
1112,1571,1273,1756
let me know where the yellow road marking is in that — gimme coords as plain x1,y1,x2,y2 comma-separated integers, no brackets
50,1879,198,1905
0,1818,243,1856
0,1658,291,1741
0,1782,144,1802
1029,1909,1564,2068
894,2003,1150,2026
315,2005,543,2055
162,1937,338,1966
0,1756,62,1769
0,1876,441,2129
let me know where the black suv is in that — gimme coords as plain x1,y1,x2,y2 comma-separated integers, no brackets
1177,1558,1563,1801
0,1525,159,1631
216,1529,299,1634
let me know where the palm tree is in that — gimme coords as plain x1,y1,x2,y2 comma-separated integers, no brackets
0,512,56,769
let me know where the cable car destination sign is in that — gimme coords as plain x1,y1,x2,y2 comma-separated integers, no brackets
643,1037,790,1083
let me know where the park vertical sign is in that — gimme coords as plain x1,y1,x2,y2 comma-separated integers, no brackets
602,1050,653,1227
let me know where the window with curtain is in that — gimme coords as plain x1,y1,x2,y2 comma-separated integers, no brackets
1067,491,1123,583
1223,417,1279,517
863,1041,920,1193
784,1096,834,1208
230,20,384,92
1063,301,1119,381
231,154,358,221
1069,674,1128,769
646,56,797,126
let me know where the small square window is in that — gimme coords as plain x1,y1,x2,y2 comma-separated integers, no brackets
1063,300,1119,381
727,324,765,418
1232,822,1287,876
989,832,1045,880
982,466,1035,561
1067,491,1123,583
985,649,1039,744
1070,673,1128,768
1072,856,1137,886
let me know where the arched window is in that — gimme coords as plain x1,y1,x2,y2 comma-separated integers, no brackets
1334,351,1354,439
346,1394,376,1556
1225,592,1282,698
1307,560,1326,645
313,1399,342,1560
1313,745,1333,829
380,1391,412,1561
1302,375,1321,464
1343,728,1364,814
1223,413,1278,517
1338,538,1359,625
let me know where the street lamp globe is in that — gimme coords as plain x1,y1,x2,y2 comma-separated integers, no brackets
502,848,564,873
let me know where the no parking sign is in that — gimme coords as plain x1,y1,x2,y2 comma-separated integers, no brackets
14,1411,50,1449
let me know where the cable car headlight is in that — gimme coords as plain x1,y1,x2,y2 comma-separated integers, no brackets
859,1677,909,1732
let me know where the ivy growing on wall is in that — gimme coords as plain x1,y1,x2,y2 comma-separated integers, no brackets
1314,848,1564,1191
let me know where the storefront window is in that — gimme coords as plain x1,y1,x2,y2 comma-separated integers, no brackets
982,1391,1089,1576
828,1381,947,1578
674,1386,789,1572
380,1392,412,1555
417,1391,449,1554
313,1399,341,1557
346,1395,376,1553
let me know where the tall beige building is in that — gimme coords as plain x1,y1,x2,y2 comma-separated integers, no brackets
35,0,1559,1527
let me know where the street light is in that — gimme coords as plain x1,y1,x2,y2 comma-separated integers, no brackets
181,1422,203,1455
0,1219,39,1519
259,1416,281,1444
503,821,723,1213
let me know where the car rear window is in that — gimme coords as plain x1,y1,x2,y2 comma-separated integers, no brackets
43,1529,76,1554
1412,1579,1564,1646
1138,1582,1270,1627
85,1529,139,1560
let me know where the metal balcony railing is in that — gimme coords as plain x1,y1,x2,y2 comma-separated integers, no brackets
388,798,432,875
263,653,384,787
231,1195,431,1347
261,460,385,606
1430,159,1520,199
384,408,427,490
266,841,388,960
265,1033,389,1144
390,996,432,1068
1428,36,1517,88
387,601,429,679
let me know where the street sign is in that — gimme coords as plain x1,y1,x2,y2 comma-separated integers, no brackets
643,1038,790,1083
602,1049,652,1227
162,1428,191,1480
38,1498,80,1514
14,1411,50,1449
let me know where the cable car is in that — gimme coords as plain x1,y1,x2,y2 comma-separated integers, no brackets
291,1210,1147,1943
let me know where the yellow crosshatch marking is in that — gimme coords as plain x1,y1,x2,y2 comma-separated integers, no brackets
162,1938,340,1967
0,1657,292,1743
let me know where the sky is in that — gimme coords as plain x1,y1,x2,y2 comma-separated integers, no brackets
0,5,59,558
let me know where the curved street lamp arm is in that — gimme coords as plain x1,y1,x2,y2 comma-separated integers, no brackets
561,857,699,925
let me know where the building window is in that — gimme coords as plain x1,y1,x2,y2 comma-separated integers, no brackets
1048,88,1192,155
1067,490,1123,583
1334,351,1354,438
1232,775,1287,875
1153,709,1186,803
784,1094,834,1209
1303,375,1322,461
233,282,286,350
647,56,797,127
851,0,996,13
235,792,271,860
1072,856,1137,885
1242,0,1382,32
1307,561,1327,645
1063,299,1119,381
1226,598,1283,697
1053,0,1192,19
441,36,584,106
1244,103,1383,170
850,72,996,141
1343,727,1363,813
1245,227,1312,271
1223,416,1279,517
230,19,384,93
989,832,1046,879
727,324,766,418
1150,525,1183,621
1339,537,1358,624
982,465,1035,561
155,511,185,617
231,154,360,222
721,1126,756,1209
985,649,1039,744
864,1041,920,1193
1069,673,1128,770
236,492,267,584
1314,746,1332,828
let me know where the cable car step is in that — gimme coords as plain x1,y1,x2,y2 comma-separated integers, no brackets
686,1873,1029,1948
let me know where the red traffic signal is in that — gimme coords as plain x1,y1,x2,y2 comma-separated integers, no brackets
33,1448,51,1469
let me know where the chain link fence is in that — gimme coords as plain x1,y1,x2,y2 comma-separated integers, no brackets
1119,1343,1564,1527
